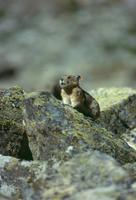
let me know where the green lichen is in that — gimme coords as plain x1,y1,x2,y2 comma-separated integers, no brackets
92,88,136,139
91,88,136,111
0,86,29,159
24,89,136,164
0,151,135,200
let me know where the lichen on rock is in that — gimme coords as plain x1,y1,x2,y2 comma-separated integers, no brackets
0,86,32,160
24,89,136,164
0,151,134,200
92,88,136,135
0,86,136,200
0,86,25,157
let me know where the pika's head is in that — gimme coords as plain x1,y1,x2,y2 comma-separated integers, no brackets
59,75,82,89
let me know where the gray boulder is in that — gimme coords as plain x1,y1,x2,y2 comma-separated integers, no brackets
0,87,136,200
0,151,134,200
92,88,136,134
24,89,136,164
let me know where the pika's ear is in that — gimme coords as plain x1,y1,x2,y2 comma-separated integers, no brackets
76,75,83,81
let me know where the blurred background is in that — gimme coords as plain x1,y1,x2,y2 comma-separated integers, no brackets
0,0,136,92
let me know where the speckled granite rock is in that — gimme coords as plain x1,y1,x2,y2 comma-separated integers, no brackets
0,151,135,200
0,86,32,160
24,90,136,164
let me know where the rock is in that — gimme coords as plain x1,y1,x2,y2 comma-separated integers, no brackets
123,128,136,151
69,186,136,200
0,194,12,200
0,86,32,160
91,88,136,135
58,151,127,189
0,151,135,200
24,90,136,164
91,88,136,152
124,162,136,179
0,86,135,164
0,86,136,199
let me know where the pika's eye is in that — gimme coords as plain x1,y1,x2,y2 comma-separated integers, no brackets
76,75,81,80
67,76,71,79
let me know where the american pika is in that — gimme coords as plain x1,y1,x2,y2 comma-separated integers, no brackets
59,75,100,119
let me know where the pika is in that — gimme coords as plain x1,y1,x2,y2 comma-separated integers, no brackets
59,75,100,119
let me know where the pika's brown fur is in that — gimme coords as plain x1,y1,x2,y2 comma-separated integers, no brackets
59,75,100,119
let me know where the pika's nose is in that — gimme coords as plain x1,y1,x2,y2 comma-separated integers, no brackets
59,79,64,86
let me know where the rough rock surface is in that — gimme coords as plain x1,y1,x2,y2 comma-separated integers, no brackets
0,86,32,160
0,151,135,200
24,89,136,164
93,88,136,134
0,194,11,200
92,88,136,150
0,86,136,200
124,162,136,180
0,86,25,157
